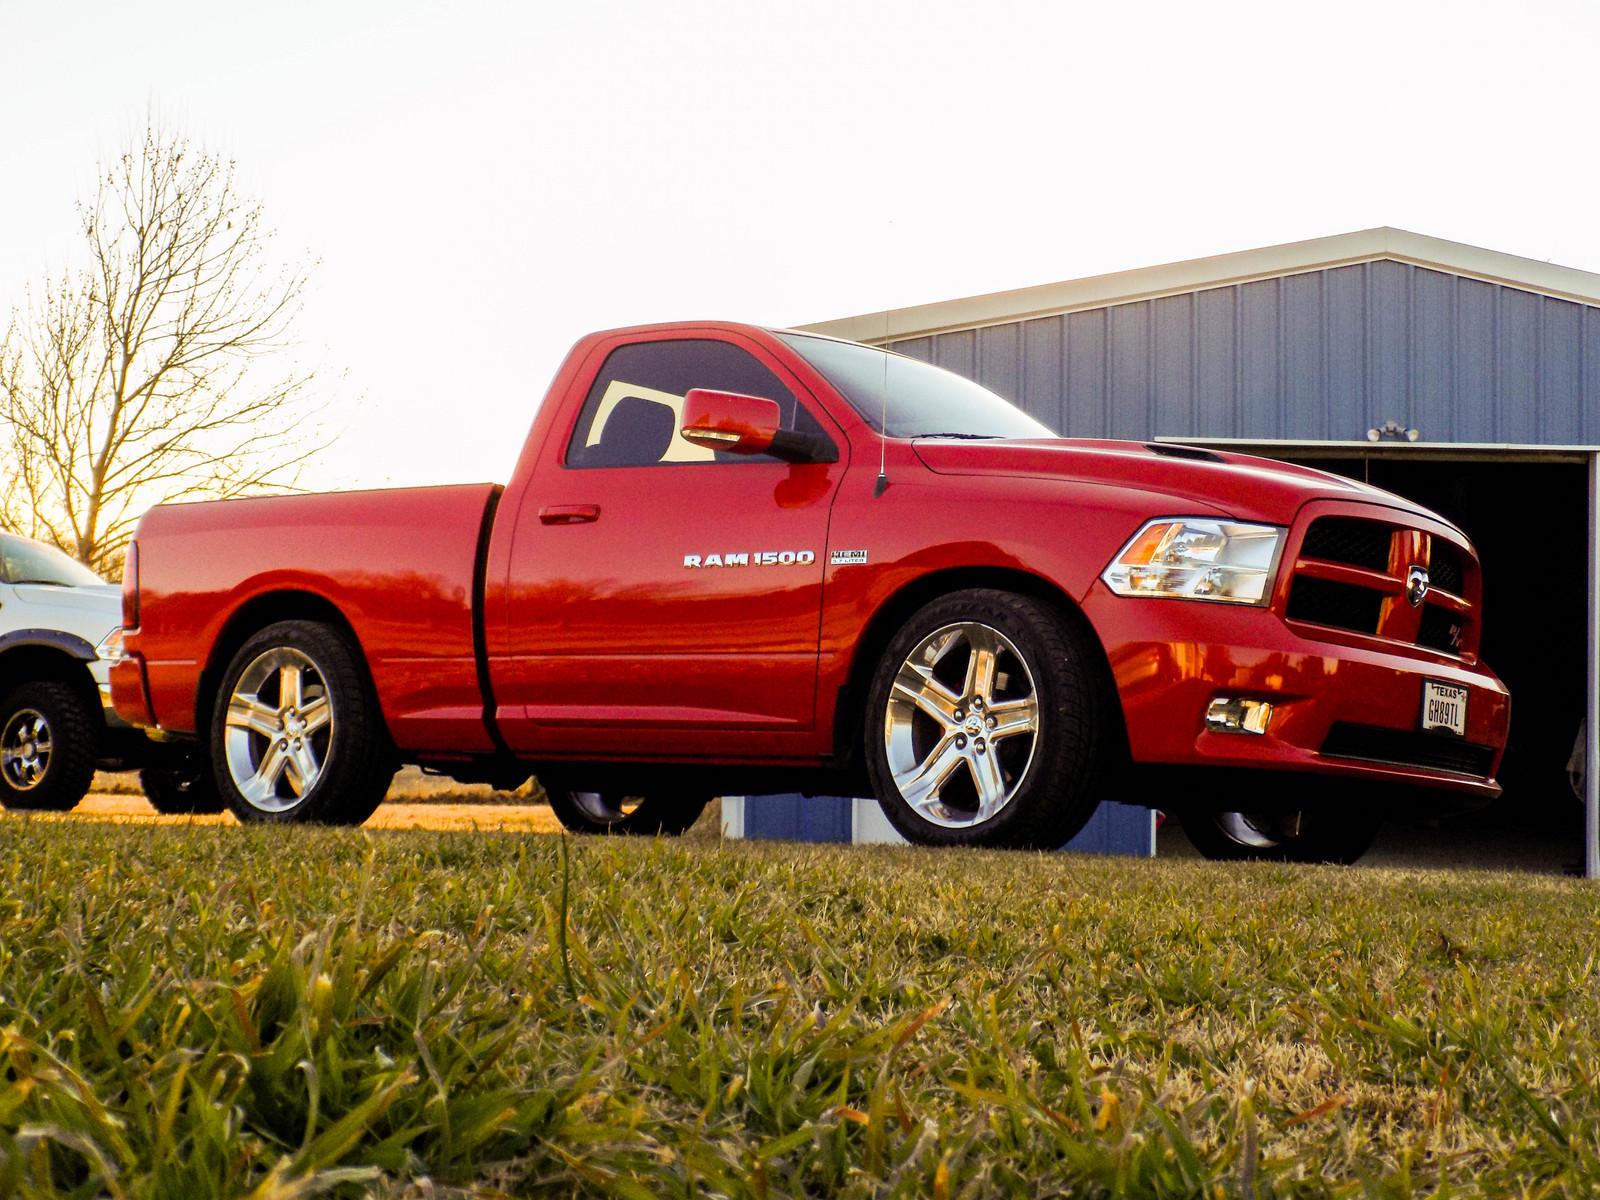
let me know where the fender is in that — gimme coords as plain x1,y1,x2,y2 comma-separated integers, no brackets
0,628,99,662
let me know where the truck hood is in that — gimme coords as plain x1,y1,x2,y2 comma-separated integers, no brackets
3,583,122,648
8,581,121,615
912,437,1451,529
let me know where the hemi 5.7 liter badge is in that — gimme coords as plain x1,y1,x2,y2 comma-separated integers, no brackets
684,550,817,568
830,549,868,565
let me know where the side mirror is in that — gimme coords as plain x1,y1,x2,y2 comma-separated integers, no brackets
680,388,840,464
680,389,780,455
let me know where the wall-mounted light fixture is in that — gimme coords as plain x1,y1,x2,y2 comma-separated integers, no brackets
1366,420,1420,442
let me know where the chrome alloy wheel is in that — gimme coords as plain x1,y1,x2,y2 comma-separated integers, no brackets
1214,811,1304,849
883,621,1040,828
571,793,644,824
1,709,52,791
223,647,334,812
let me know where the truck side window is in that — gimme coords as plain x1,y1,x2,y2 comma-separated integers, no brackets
566,339,829,468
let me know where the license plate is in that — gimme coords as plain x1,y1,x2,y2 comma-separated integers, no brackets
1421,680,1468,737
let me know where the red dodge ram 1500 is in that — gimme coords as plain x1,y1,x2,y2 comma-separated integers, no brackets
111,322,1510,861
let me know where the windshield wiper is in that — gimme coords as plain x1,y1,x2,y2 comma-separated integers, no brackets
914,431,1002,440
7,579,71,587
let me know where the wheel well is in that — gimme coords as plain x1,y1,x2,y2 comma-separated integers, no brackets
0,646,103,724
831,567,1130,777
196,591,365,734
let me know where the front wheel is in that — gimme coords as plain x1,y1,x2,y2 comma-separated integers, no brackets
545,788,709,835
0,681,98,812
1182,809,1382,864
864,589,1105,849
210,621,394,825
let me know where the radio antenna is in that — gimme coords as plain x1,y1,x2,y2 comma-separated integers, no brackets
874,307,890,497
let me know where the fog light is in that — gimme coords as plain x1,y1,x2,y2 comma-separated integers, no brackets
1205,696,1274,735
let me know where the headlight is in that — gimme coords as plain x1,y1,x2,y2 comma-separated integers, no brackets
95,627,128,663
1101,519,1284,605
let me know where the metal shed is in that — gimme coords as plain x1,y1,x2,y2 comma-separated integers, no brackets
795,228,1600,876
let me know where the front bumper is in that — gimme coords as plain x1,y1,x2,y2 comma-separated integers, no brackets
1083,581,1510,807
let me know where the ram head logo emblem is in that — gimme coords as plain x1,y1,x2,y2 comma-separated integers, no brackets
1405,565,1430,608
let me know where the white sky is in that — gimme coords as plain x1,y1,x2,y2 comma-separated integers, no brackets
3,0,1598,491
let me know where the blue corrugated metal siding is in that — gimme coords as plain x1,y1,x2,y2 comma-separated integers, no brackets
1588,307,1600,436
1062,802,1155,855
743,794,854,843
890,261,1600,444
742,794,1154,855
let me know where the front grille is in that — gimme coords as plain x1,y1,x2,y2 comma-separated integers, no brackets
1322,722,1495,777
1429,542,1464,596
1416,605,1463,653
1285,577,1384,634
1288,517,1477,657
1300,517,1392,571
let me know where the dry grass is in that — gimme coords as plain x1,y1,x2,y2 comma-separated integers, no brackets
1,821,1596,1197
92,765,550,807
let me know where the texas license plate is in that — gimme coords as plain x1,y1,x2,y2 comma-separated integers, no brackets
1421,680,1468,737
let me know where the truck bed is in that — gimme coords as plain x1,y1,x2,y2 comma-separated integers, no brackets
129,483,501,753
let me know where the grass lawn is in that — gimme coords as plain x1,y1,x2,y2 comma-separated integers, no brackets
0,819,1596,1197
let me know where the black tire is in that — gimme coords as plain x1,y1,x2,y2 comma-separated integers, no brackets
545,788,709,836
864,588,1104,849
0,680,99,812
210,620,394,825
1182,808,1382,865
140,746,226,815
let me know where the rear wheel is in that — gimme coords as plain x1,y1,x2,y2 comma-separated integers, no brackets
545,788,709,835
864,589,1104,849
0,681,98,812
210,621,394,825
1183,808,1382,864
140,746,225,815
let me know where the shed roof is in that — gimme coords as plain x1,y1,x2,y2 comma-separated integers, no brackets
799,227,1600,345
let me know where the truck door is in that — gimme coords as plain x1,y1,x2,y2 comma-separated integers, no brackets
493,331,847,759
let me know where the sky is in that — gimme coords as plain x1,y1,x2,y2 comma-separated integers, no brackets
3,0,1599,492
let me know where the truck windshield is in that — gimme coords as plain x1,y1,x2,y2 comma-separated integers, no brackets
777,332,1055,439
0,534,105,587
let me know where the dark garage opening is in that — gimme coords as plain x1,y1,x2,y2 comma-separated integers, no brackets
1183,446,1592,871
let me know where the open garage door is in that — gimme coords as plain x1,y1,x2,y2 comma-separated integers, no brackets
1164,440,1600,879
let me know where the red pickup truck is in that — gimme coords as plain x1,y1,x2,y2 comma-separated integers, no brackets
111,322,1510,861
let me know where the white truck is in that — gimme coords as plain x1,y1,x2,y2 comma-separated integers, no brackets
0,533,217,813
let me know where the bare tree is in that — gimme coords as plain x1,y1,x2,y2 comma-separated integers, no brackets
0,127,325,573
